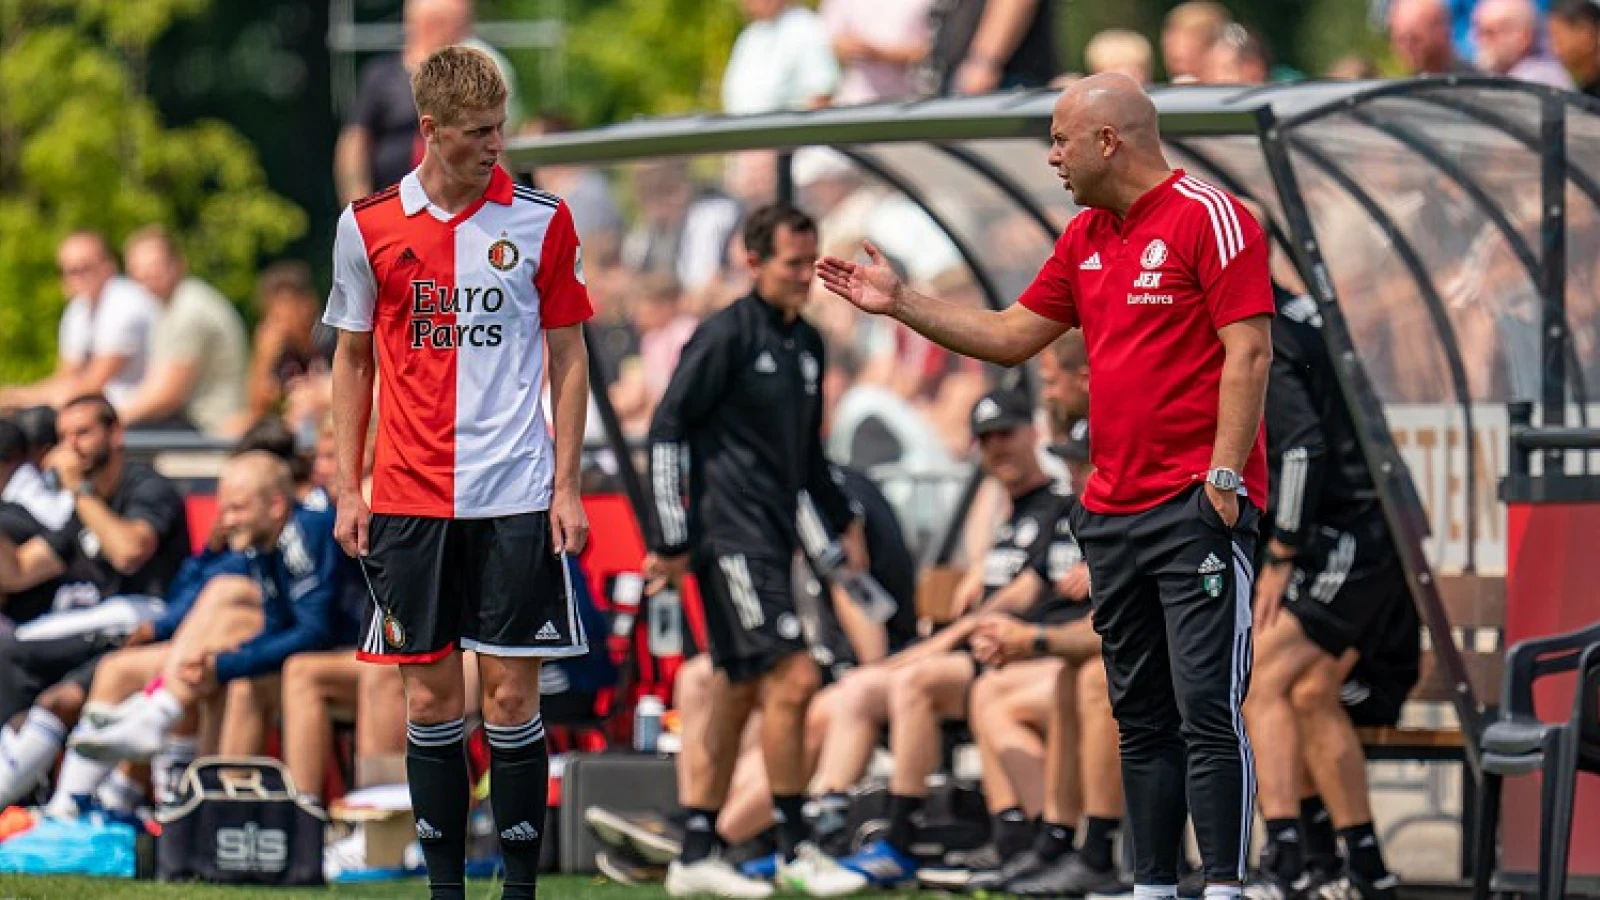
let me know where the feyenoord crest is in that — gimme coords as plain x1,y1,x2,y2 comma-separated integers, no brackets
1202,572,1223,598
382,614,406,647
487,238,520,271
1140,238,1168,269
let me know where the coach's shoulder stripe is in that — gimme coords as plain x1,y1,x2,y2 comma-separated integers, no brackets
1173,176,1245,268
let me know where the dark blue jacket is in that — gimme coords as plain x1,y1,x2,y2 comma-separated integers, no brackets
149,550,250,642
213,504,343,683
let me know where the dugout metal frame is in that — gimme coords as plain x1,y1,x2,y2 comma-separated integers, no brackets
507,76,1600,789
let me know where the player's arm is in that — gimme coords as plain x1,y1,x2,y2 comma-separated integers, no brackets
546,325,590,553
74,493,160,574
645,319,736,558
1264,324,1327,556
118,360,199,427
324,204,379,556
817,239,1071,367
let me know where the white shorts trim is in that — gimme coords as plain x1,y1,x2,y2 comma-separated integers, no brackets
458,637,591,659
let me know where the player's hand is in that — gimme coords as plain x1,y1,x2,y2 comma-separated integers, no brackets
551,487,590,555
1204,482,1239,529
949,572,983,619
49,447,86,494
178,653,219,697
1254,558,1293,630
335,488,371,558
816,241,904,317
840,520,870,574
972,616,1033,667
643,552,690,594
1055,562,1090,602
123,622,155,648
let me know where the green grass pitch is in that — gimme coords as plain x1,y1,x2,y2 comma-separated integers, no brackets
0,875,950,899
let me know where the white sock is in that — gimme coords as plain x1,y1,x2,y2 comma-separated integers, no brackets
151,735,198,804
1203,886,1242,900
47,750,114,816
0,709,65,807
94,767,143,813
146,688,185,730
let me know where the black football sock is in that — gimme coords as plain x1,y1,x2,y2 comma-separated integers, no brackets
773,794,809,860
1080,816,1121,873
992,806,1034,859
1264,817,1304,880
1339,822,1391,883
486,714,550,900
681,806,723,864
1034,821,1077,863
886,793,923,856
1301,796,1339,873
406,718,470,900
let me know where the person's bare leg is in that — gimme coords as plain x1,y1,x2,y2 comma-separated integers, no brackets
1078,661,1123,819
719,740,774,846
684,667,760,811
1291,653,1369,827
759,652,822,858
218,674,280,756
812,665,892,794
355,662,407,787
280,652,359,801
1041,661,1083,827
85,644,169,705
1243,614,1326,820
887,654,976,799
972,660,1060,819
674,656,718,808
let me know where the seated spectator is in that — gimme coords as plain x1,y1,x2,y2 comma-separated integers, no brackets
722,0,840,114
1550,0,1600,97
117,226,249,437
609,275,700,436
1387,0,1475,76
1085,28,1154,84
0,396,190,806
621,161,743,298
1,234,159,410
246,261,336,438
821,0,933,104
13,407,57,471
834,390,1081,887
1199,23,1272,85
56,453,342,805
1161,1,1232,83
1472,0,1574,87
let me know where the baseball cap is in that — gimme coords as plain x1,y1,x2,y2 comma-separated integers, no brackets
970,389,1033,437
1050,417,1091,463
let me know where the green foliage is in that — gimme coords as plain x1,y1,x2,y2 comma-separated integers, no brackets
0,0,304,384
563,0,745,127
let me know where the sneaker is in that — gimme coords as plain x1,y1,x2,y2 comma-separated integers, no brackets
1180,870,1207,899
741,852,780,881
596,848,666,885
80,696,142,730
1310,869,1398,900
959,849,1044,893
1244,871,1293,900
838,839,919,888
665,856,775,898
1012,853,1129,897
943,844,1003,870
1293,865,1338,899
323,827,367,881
778,843,870,897
585,806,684,865
65,708,163,762
918,843,1005,888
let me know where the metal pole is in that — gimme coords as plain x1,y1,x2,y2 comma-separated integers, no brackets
1539,93,1569,470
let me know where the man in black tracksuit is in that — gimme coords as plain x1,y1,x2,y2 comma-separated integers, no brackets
1243,288,1416,900
647,203,867,898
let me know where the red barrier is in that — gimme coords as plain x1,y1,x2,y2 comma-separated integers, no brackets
1500,501,1600,880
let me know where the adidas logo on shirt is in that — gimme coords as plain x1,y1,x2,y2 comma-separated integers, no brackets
536,621,562,640
754,351,777,374
1079,252,1102,270
1199,553,1225,575
416,819,443,840
500,821,540,842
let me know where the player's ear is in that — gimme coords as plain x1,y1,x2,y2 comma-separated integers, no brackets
419,113,438,143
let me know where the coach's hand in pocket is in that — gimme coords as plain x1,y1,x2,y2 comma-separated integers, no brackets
551,487,589,555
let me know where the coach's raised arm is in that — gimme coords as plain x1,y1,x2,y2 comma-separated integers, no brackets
821,72,1274,899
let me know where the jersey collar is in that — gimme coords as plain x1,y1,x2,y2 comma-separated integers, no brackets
399,166,516,217
1116,168,1185,231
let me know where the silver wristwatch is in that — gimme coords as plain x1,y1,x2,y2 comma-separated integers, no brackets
1206,467,1241,492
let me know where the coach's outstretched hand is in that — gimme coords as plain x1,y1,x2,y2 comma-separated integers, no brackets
816,240,903,316
335,489,371,558
551,487,590,555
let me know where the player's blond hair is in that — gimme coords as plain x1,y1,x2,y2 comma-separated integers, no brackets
411,44,507,125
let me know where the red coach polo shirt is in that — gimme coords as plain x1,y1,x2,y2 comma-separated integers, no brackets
1018,170,1274,516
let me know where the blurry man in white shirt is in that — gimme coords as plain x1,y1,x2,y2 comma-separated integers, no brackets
722,0,840,114
2,233,158,411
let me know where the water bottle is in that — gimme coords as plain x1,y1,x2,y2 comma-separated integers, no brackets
647,587,683,657
634,695,665,754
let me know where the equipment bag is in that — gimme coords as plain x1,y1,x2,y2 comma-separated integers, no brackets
156,756,326,885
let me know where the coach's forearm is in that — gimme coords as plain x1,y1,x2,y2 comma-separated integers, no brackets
1212,328,1272,476
892,289,1047,368
331,333,376,499
547,328,589,493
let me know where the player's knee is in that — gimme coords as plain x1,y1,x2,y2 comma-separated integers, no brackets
1290,668,1341,715
480,677,538,726
674,656,714,709
405,680,466,725
201,574,261,609
765,654,820,710
38,684,85,726
282,655,317,692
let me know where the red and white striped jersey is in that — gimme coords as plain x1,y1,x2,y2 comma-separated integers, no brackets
324,166,593,519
